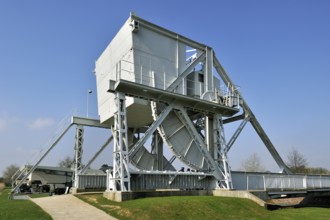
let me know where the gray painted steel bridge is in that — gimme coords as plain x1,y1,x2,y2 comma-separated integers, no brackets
11,14,330,199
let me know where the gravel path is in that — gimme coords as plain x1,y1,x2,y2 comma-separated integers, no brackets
31,194,117,220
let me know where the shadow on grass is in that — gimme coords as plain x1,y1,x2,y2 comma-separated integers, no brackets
296,195,330,208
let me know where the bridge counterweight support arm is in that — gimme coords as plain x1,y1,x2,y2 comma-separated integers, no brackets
213,54,292,174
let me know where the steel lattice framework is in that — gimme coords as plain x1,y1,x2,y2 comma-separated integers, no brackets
95,14,291,193
111,92,131,191
11,14,292,197
73,125,84,188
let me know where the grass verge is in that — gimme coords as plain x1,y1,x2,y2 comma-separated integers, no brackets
0,188,52,220
76,193,330,220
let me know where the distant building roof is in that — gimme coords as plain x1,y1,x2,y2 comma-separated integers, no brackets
24,165,106,175
24,165,73,173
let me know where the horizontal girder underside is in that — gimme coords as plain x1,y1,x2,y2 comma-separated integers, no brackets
109,79,239,117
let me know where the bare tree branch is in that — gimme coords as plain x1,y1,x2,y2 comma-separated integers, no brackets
240,153,266,172
2,164,20,186
286,148,308,173
58,156,73,168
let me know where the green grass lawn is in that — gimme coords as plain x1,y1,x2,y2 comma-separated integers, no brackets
76,193,330,220
0,188,52,220
2,187,330,220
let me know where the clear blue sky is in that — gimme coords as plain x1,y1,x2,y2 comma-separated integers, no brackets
1,0,330,175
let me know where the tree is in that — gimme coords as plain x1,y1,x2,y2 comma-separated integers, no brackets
58,156,73,168
306,167,330,175
99,164,111,173
2,164,20,186
240,153,266,172
286,148,308,173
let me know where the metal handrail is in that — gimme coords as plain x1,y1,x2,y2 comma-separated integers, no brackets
115,59,240,109
246,174,330,191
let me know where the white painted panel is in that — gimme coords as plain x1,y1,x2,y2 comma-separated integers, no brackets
132,27,185,93
95,17,133,124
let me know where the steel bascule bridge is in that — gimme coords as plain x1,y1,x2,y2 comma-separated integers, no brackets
12,14,330,201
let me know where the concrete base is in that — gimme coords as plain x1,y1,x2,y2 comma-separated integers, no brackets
71,187,106,194
103,189,266,207
212,190,266,207
103,190,210,202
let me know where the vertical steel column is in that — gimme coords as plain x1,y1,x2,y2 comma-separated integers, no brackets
151,131,164,170
214,114,232,189
205,116,215,159
111,92,130,191
73,125,84,188
205,47,214,92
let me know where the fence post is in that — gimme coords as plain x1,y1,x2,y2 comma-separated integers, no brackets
106,170,109,191
263,175,266,191
140,65,143,84
292,175,296,190
247,175,249,190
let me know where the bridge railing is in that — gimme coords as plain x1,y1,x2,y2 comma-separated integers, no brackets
77,174,107,190
244,174,330,191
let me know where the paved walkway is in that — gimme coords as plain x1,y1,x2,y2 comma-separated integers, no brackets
31,194,117,220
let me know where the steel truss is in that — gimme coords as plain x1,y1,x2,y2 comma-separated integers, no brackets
108,15,292,191
128,14,291,174
110,92,130,191
73,125,84,188
13,15,292,196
